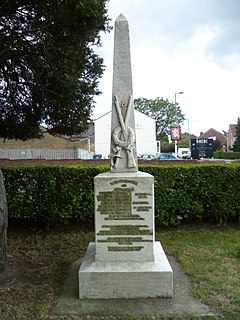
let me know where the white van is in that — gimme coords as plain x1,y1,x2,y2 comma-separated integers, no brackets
178,148,191,159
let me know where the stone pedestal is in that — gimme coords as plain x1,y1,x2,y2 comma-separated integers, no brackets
79,241,172,299
78,172,173,299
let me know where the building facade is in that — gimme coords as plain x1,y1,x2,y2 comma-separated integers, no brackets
227,124,237,150
94,110,156,158
198,128,227,149
0,126,94,159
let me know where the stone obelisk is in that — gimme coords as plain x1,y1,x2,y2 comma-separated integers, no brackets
110,14,137,173
78,14,173,299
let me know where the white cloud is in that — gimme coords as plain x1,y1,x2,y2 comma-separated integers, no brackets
93,0,240,136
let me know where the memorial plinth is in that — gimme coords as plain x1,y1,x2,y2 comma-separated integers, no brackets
79,172,173,299
78,13,173,299
95,171,155,262
79,241,173,299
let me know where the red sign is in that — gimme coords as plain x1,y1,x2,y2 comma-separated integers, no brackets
171,126,181,140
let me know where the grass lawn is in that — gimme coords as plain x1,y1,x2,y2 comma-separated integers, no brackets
0,223,239,320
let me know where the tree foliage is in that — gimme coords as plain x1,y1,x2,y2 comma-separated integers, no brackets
134,97,185,140
233,117,240,152
178,132,190,148
213,139,222,152
0,0,111,140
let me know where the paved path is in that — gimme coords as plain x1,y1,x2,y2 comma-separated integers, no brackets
52,255,214,318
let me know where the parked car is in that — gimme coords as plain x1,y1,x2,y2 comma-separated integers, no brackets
178,148,191,159
138,153,156,160
181,150,191,159
156,153,179,160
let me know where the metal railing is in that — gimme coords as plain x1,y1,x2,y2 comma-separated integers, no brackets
0,148,95,160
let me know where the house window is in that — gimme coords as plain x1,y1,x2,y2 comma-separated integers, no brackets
156,141,161,154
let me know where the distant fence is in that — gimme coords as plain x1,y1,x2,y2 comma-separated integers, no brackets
0,148,95,160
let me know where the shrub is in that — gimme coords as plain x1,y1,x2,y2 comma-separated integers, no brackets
2,163,240,227
141,164,240,226
214,151,240,159
2,165,108,227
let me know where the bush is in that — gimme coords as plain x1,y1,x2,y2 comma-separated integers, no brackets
2,163,240,227
2,165,108,227
144,165,240,225
142,164,240,226
214,151,240,159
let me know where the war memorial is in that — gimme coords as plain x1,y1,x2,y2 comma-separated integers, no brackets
78,13,173,299
51,14,211,318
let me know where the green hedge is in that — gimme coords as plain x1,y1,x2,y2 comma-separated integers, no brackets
2,165,107,227
142,164,240,226
214,151,240,159
1,164,240,227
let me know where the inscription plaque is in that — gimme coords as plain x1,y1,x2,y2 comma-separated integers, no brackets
97,187,133,219
96,180,153,253
94,172,155,261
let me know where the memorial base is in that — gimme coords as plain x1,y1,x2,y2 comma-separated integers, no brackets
79,241,173,299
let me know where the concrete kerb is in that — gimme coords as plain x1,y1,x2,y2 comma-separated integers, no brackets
51,255,214,318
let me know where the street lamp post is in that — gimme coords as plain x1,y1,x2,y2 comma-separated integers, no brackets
173,91,184,156
174,91,184,105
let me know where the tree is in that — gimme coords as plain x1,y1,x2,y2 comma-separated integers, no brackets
0,0,110,273
134,97,185,141
178,132,190,148
0,0,111,141
233,117,240,152
213,139,222,151
0,170,8,272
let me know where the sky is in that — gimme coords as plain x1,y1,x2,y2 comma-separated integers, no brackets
93,0,240,136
